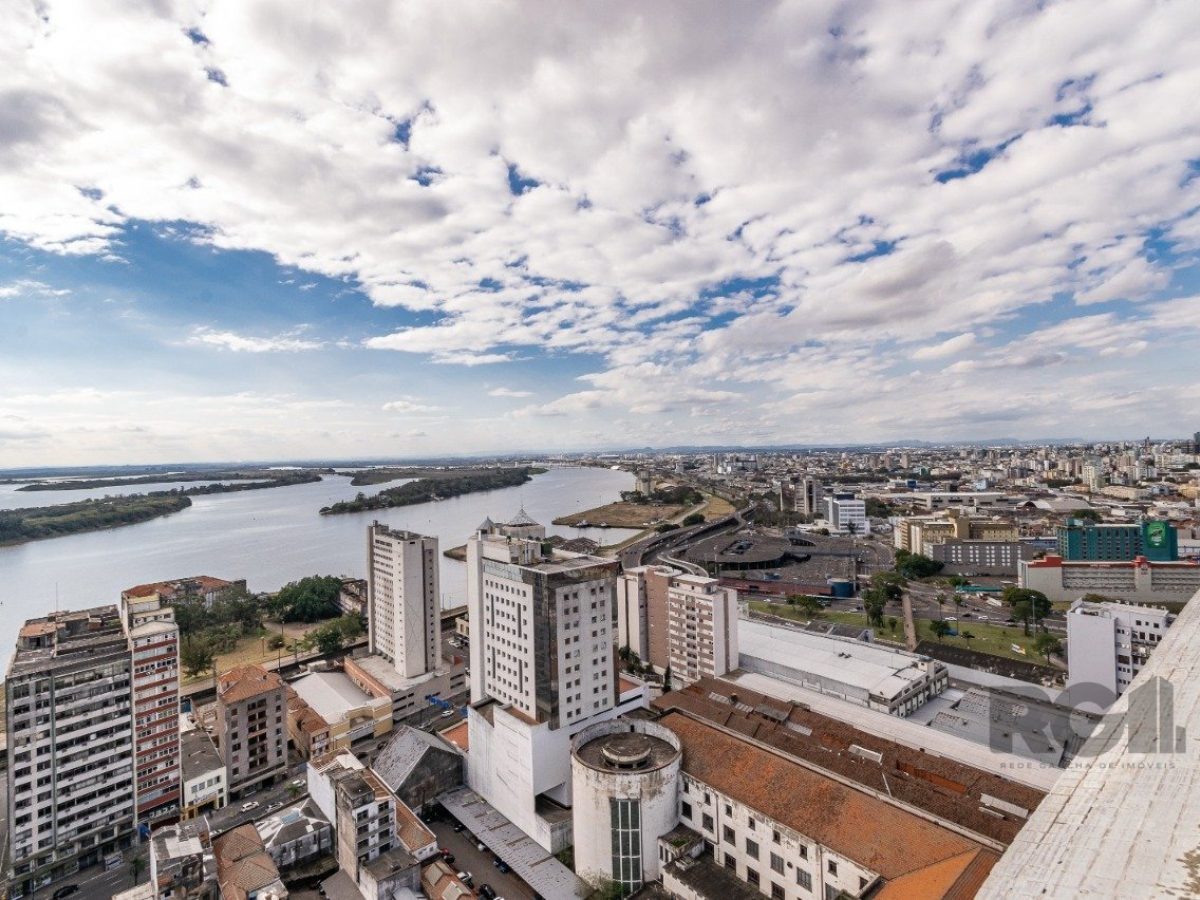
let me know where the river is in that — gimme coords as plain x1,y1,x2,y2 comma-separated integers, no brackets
0,466,636,672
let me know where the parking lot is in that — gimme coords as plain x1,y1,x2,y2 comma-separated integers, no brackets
429,819,537,900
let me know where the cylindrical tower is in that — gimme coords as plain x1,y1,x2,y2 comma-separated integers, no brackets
570,719,682,893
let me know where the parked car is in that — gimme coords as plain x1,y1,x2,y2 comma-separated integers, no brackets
476,841,486,852
452,822,465,833
267,801,283,812
241,801,260,812
52,886,80,899
496,860,510,874
479,885,497,900
457,871,473,887
441,709,455,718
291,778,305,788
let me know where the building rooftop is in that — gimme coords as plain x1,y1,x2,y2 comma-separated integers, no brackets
372,725,461,794
212,824,286,900
290,669,379,723
217,664,284,705
977,586,1200,898
739,619,943,704
123,575,237,600
180,724,223,780
720,670,1060,792
255,799,329,854
9,605,129,678
574,729,680,774
660,710,1001,885
656,677,1047,845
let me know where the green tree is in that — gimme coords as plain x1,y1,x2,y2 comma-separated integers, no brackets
886,616,899,634
662,666,673,693
1033,632,1063,664
929,619,952,641
130,855,145,886
271,575,343,623
312,623,346,656
862,589,887,628
267,633,286,650
181,638,215,679
1006,588,1051,636
870,571,906,603
681,512,706,526
961,629,975,650
895,552,944,579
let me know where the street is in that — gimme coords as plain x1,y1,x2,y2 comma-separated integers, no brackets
428,820,537,900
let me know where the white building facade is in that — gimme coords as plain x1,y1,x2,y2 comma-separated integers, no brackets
1066,599,1174,703
368,523,440,679
824,494,868,536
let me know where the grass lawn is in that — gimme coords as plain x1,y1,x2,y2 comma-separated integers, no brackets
181,620,318,686
748,600,1049,664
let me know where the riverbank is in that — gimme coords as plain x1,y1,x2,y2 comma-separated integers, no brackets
17,468,331,492
553,500,685,528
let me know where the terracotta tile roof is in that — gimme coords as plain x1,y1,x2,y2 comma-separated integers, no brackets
123,575,235,600
213,824,284,900
654,678,1042,846
439,720,469,752
218,664,284,704
872,848,999,900
660,711,988,882
394,797,436,853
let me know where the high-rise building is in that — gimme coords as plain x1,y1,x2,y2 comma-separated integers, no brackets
215,665,288,800
120,589,182,827
367,522,440,679
465,512,646,851
5,607,136,895
664,573,739,686
1066,599,1174,704
616,564,673,672
794,476,823,517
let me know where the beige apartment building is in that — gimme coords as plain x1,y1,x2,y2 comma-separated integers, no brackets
215,664,288,800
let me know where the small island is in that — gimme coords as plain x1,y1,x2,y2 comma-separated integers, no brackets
0,494,193,546
18,468,328,492
320,466,543,515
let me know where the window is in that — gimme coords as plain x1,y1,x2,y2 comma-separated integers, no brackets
747,868,760,888
798,869,812,891
748,816,756,831
725,803,733,816
799,844,808,860
745,838,759,859
827,860,838,876
772,885,786,900
724,853,737,871
773,829,781,844
610,798,642,891
770,852,785,875
723,826,735,846
702,813,714,833
680,801,693,820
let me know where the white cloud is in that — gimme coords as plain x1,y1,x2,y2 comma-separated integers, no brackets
187,327,322,352
1,0,1198,455
381,397,440,413
0,279,71,299
911,332,976,360
487,387,533,398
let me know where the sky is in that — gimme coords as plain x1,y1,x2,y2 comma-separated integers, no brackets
1,0,1199,466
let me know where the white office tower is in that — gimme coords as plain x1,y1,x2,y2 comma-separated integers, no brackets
825,493,869,535
368,522,440,679
465,513,645,852
1066,599,1175,707
796,476,823,517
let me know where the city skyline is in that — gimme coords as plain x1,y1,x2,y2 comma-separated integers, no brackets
3,0,1200,467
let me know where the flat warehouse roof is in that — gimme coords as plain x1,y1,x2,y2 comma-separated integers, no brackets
739,619,939,701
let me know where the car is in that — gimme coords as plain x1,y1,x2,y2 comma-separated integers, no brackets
452,822,465,832
496,861,510,874
52,886,80,899
241,801,260,812
945,616,957,622
457,871,473,887
267,801,283,811
292,778,305,787
476,841,486,852
441,852,456,865
441,709,455,718
479,885,497,900
961,612,973,618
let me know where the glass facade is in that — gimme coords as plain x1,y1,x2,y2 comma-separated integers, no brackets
610,797,642,891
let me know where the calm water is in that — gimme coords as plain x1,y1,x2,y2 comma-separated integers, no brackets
0,466,635,672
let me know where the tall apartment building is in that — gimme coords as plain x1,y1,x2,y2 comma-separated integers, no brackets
824,494,868,535
893,510,1018,554
465,513,645,851
616,564,673,672
665,573,739,686
5,607,136,895
215,665,288,800
120,590,183,827
1066,599,1175,703
367,522,440,679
